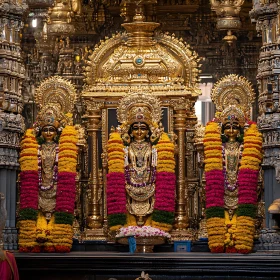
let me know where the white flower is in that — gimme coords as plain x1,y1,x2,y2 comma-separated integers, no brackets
116,226,171,239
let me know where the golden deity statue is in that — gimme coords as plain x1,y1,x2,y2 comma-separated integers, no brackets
203,75,263,254
221,106,246,219
36,107,61,220
107,92,176,234
124,111,158,225
18,77,78,253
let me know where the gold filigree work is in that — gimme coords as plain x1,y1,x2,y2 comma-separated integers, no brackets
35,76,76,113
211,74,255,114
83,26,201,97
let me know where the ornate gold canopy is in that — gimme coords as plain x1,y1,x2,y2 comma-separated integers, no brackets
35,76,76,114
83,15,201,98
81,12,202,240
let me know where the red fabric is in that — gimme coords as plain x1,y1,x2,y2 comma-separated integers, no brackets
0,251,19,280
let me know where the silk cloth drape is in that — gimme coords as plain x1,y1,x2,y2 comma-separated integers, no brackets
0,250,19,280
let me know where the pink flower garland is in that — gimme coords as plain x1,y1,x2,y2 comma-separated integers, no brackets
205,169,224,208
55,172,76,213
20,170,39,209
154,172,176,212
238,169,259,204
107,172,126,215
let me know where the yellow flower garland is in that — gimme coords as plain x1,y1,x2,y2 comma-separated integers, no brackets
204,122,225,251
107,132,125,173
19,129,38,171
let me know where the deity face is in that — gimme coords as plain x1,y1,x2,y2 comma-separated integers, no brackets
223,121,241,142
41,125,57,143
131,122,149,141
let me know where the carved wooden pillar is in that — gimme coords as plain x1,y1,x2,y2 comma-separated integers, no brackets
83,99,105,240
171,98,188,231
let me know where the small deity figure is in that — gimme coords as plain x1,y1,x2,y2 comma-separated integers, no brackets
204,75,263,254
107,93,176,235
18,105,78,253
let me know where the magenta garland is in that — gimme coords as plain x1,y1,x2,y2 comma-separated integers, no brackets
205,169,224,208
20,170,39,209
154,172,176,212
107,172,126,215
238,169,259,205
55,172,76,213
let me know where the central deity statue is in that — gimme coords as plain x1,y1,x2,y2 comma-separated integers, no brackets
125,118,156,224
106,92,176,234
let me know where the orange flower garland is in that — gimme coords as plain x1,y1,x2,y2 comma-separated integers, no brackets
235,123,263,253
204,122,225,253
151,133,176,231
107,131,127,230
54,125,78,252
18,129,40,252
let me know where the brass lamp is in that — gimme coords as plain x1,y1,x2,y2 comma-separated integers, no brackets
210,0,244,44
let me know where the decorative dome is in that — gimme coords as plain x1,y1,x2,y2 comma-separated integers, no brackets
84,15,201,97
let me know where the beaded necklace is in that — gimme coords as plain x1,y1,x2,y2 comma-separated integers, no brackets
38,142,59,191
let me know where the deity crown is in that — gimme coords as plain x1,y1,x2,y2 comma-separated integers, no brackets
34,105,63,133
220,105,246,127
127,106,153,127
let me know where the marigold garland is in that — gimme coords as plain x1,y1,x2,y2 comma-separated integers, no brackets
107,132,127,229
204,121,262,253
18,125,78,253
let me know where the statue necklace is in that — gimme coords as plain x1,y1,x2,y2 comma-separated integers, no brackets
130,140,151,171
38,142,59,191
223,141,242,191
124,140,156,187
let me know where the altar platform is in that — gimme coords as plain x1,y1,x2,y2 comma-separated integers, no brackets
15,250,280,280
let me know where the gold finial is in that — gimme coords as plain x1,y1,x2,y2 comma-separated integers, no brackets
133,4,146,22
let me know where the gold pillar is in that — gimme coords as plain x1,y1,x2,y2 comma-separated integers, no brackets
83,99,106,240
172,98,188,230
170,97,196,240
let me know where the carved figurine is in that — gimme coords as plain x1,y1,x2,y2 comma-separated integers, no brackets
107,92,176,235
204,74,263,253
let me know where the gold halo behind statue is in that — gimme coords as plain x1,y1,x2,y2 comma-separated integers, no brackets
34,76,77,130
35,76,76,114
211,74,256,125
